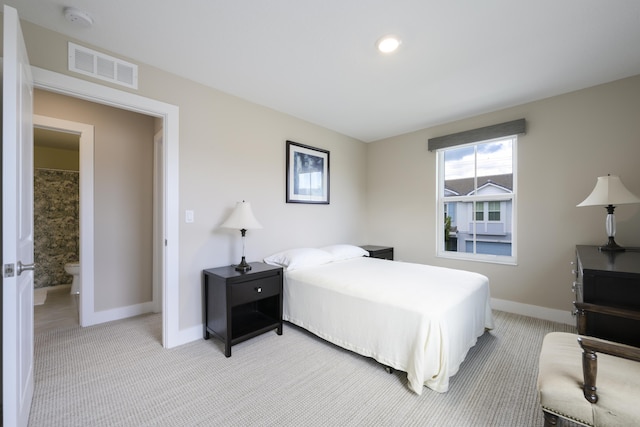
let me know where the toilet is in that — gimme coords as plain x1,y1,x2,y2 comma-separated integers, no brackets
64,262,80,295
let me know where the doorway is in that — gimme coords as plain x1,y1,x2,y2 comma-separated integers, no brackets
34,98,161,331
31,66,180,348
33,115,93,327
33,113,163,331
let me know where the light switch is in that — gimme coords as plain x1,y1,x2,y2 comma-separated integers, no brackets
185,210,194,223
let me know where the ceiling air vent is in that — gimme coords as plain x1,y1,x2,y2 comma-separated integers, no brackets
68,42,138,89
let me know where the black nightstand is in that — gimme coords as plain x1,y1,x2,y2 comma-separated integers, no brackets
360,245,394,260
202,262,283,357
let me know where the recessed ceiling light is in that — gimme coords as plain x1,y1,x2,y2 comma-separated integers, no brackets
377,35,401,54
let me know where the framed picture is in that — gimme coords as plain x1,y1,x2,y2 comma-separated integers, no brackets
286,140,330,204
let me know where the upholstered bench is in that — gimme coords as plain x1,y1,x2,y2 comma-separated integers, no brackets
537,331,640,426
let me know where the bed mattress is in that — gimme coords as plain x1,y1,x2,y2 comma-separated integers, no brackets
283,256,494,394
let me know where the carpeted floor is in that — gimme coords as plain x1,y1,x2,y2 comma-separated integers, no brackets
30,310,576,426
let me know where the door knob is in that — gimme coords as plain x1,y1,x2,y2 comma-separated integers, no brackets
17,261,35,276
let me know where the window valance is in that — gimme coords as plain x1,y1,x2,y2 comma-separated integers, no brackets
427,118,526,151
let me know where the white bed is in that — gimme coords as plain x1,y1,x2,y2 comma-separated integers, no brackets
265,246,494,395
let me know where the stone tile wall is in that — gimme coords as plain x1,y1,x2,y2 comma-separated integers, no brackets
34,169,79,288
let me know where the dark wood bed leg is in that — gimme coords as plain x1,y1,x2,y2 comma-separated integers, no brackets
384,366,394,374
543,411,558,427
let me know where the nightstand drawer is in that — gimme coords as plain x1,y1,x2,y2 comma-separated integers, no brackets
231,275,280,306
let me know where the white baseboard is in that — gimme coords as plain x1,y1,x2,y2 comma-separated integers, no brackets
175,324,205,347
491,298,574,326
83,301,156,327
80,298,201,347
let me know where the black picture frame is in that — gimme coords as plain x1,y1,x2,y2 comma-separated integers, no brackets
286,140,330,204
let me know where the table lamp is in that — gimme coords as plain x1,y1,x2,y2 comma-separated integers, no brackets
221,201,262,271
577,174,640,251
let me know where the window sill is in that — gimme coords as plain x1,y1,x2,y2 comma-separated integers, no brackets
436,251,517,266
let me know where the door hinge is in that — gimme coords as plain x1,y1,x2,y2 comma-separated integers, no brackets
4,263,15,278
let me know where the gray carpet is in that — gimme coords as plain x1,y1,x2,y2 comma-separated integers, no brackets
29,310,575,426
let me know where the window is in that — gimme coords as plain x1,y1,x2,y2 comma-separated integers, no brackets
475,202,484,221
488,201,501,221
436,136,517,264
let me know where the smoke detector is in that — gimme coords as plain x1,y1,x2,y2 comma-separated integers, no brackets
64,7,94,27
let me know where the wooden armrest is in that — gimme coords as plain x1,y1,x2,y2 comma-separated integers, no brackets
579,336,640,362
573,302,640,335
574,302,640,321
577,336,640,404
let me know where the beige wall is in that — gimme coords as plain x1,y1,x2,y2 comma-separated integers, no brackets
34,145,79,171
34,90,155,311
367,74,640,312
15,19,367,330
12,16,640,329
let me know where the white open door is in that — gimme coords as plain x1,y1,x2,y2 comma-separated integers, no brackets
3,5,35,427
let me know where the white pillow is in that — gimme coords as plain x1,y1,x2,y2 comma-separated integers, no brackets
263,248,333,271
320,244,369,261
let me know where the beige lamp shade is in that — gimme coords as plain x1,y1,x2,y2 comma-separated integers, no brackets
220,201,262,230
577,175,640,207
577,175,640,252
221,201,262,272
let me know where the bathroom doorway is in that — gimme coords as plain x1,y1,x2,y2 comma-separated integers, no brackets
33,124,81,328
33,116,92,328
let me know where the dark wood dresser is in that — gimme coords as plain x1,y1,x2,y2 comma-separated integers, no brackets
574,245,640,346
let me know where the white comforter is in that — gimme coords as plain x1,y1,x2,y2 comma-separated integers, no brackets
283,257,494,394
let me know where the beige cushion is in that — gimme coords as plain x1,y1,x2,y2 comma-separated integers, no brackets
537,332,640,427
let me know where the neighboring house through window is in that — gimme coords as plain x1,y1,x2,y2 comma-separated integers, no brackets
429,119,525,264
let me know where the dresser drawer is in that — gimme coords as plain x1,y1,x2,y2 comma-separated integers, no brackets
230,275,281,306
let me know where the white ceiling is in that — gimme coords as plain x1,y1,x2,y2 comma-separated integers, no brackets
7,1,640,142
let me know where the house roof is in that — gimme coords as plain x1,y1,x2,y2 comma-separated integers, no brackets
445,174,513,196
7,1,640,142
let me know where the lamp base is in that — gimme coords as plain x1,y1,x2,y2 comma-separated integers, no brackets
234,256,252,272
599,237,625,252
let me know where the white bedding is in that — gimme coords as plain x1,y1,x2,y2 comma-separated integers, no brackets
283,256,494,394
